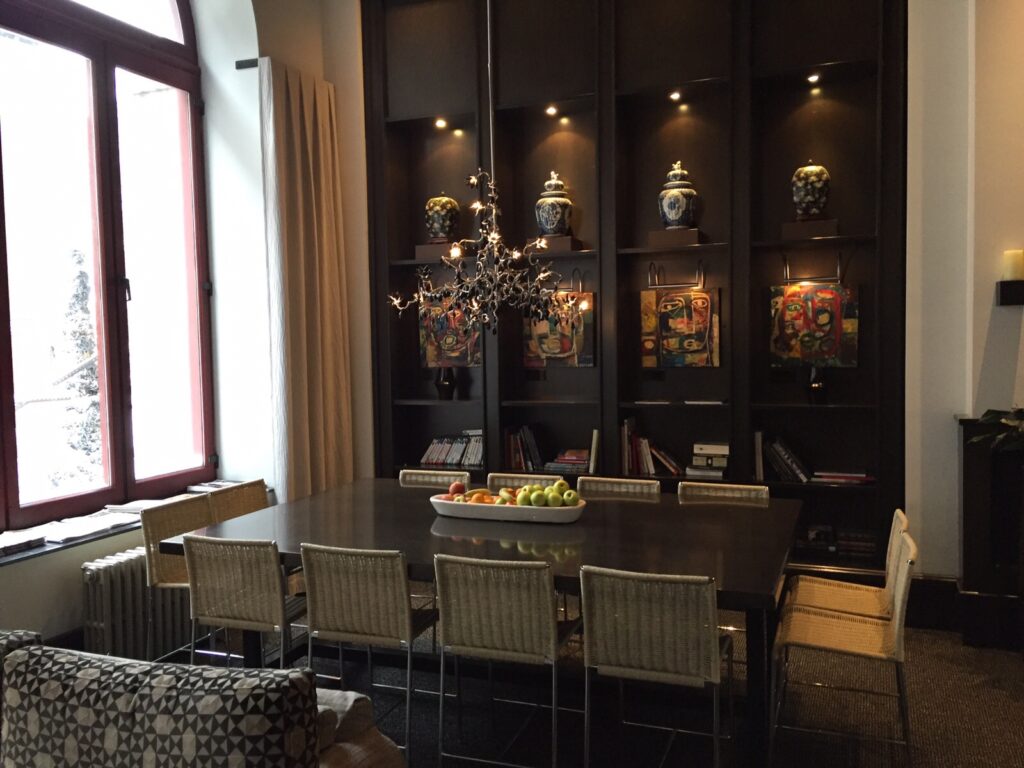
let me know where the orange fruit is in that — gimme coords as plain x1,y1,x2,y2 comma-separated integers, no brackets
470,492,487,503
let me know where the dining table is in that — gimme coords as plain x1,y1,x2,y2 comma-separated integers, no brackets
161,478,801,754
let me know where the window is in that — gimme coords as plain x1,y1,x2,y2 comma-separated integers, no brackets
0,0,213,531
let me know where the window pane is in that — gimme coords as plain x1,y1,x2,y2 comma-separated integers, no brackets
68,0,183,43
115,68,204,480
0,29,111,504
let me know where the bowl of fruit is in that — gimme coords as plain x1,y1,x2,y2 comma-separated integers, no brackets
430,480,585,524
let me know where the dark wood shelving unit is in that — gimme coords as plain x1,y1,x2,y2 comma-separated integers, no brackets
363,0,906,570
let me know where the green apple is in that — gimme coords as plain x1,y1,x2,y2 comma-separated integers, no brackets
531,484,544,493
546,490,563,507
499,488,516,503
562,490,579,506
453,494,466,503
552,479,570,494
494,497,507,505
516,490,532,506
530,490,548,506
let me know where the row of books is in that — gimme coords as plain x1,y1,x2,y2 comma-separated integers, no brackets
507,425,600,474
754,431,873,485
420,430,484,467
620,418,685,477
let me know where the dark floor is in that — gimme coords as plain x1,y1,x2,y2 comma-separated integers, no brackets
306,627,1024,768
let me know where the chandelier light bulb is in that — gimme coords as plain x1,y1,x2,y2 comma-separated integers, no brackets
434,117,447,129
669,90,681,101
545,105,558,117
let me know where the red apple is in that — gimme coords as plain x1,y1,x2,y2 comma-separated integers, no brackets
449,481,467,495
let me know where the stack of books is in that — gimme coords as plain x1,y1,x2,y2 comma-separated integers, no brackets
421,429,484,467
685,442,729,480
620,418,683,476
542,430,599,474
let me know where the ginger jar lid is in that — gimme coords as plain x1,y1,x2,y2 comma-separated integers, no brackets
541,171,568,197
663,161,693,189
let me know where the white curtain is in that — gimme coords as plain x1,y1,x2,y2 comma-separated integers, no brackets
259,58,354,501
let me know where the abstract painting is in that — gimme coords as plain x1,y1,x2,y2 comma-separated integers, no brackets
523,291,596,368
769,282,858,367
640,287,720,367
419,299,482,367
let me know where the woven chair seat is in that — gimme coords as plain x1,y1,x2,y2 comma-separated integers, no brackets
776,604,895,661
786,575,891,618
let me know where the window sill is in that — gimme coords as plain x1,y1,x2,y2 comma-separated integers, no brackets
0,521,141,568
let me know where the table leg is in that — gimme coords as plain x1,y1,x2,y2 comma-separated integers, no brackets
242,629,262,667
745,608,770,759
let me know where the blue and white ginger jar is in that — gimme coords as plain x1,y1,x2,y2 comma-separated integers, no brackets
658,161,698,229
425,192,460,242
791,160,830,220
535,171,573,236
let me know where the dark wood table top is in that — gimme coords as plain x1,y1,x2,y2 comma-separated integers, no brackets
161,479,800,611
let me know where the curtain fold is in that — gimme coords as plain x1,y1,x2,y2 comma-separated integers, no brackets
259,58,354,501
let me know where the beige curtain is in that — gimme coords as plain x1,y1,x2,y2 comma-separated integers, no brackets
259,58,354,501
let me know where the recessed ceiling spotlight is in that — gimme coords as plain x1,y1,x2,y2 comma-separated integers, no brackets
678,103,689,113
434,117,447,129
807,73,820,84
810,87,822,96
559,116,570,125
545,105,558,117
669,90,682,101
453,128,464,137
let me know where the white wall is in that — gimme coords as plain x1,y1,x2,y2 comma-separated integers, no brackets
194,0,277,493
972,0,1024,413
905,0,973,577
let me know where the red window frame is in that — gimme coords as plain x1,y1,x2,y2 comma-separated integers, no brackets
0,0,214,531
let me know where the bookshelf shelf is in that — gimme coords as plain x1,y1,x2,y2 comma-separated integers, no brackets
767,480,877,492
617,243,729,256
620,400,730,408
501,399,600,407
751,402,876,411
751,234,876,251
393,398,482,407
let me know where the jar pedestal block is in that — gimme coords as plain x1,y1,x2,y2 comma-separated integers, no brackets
781,219,838,240
648,227,702,248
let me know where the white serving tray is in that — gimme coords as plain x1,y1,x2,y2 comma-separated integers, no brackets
429,495,585,524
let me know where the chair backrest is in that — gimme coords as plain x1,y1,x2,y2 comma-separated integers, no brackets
183,536,286,632
887,530,918,662
434,554,557,664
398,469,471,489
678,481,769,506
577,476,661,501
486,473,562,492
300,544,412,647
580,565,721,687
209,479,269,523
140,495,213,588
883,508,910,597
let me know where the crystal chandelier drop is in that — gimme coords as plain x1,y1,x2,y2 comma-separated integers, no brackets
389,169,562,330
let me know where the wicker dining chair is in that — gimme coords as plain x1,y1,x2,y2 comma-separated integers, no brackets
399,469,471,489
576,476,661,501
183,535,290,669
434,554,580,768
678,481,770,506
301,544,437,759
579,565,734,768
208,479,270,523
140,494,213,660
769,530,918,764
785,508,909,619
486,473,563,492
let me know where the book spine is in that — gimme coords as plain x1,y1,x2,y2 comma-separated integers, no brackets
774,438,810,482
766,443,794,481
753,431,764,482
589,429,599,474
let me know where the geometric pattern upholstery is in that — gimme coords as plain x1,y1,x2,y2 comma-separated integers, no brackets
0,630,41,744
2,646,318,767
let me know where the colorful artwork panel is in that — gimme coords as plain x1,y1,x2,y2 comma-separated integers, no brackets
523,291,595,368
769,282,858,367
639,287,720,368
419,299,482,367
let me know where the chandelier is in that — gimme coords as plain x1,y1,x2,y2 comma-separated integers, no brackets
389,170,562,329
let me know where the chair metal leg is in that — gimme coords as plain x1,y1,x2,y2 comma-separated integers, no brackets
455,654,464,737
367,645,374,687
338,642,345,687
438,648,447,767
551,662,558,768
727,641,735,738
405,644,413,762
896,661,912,766
583,667,592,768
712,683,720,768
279,627,286,669
146,587,156,661
768,649,781,765
189,619,197,665
488,660,496,731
